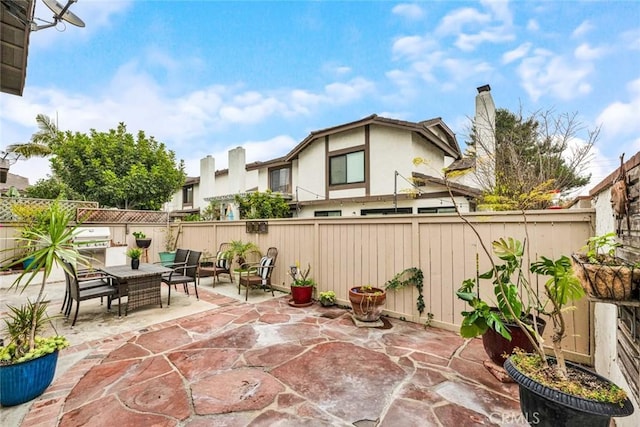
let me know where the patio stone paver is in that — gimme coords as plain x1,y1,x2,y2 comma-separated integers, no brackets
14,288,528,427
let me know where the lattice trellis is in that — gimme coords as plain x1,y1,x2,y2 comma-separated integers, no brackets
77,208,168,224
0,197,98,222
0,198,167,224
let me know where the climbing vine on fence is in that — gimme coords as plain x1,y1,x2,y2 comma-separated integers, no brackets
385,267,425,316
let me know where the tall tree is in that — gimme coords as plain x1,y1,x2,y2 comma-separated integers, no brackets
48,123,185,209
467,108,596,210
6,114,57,158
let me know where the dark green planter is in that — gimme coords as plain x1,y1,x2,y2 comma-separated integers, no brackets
504,356,634,427
0,350,59,406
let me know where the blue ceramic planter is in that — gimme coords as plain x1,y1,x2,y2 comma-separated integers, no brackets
0,350,59,407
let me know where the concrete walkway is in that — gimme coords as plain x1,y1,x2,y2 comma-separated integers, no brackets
1,277,527,426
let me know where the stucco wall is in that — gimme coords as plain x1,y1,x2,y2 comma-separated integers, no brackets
592,172,640,426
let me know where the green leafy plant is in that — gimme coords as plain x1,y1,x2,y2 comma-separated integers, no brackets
288,262,316,287
456,238,537,340
319,291,336,306
132,231,146,239
224,240,260,266
126,248,143,259
582,232,621,264
0,301,68,364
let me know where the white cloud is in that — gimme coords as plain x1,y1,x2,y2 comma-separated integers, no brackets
455,28,515,51
392,35,437,60
502,43,532,64
392,4,425,20
436,7,491,36
572,20,594,38
517,49,593,101
526,19,539,32
480,0,513,25
596,78,640,140
621,28,640,51
574,43,606,61
324,78,375,104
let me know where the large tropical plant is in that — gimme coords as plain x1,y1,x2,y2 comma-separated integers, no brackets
224,240,260,267
0,201,88,363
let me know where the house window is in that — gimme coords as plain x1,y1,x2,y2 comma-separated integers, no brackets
361,208,412,216
182,185,193,206
269,167,291,193
314,210,342,217
418,207,457,214
330,151,364,185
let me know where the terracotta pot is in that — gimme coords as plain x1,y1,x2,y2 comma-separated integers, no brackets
349,286,386,322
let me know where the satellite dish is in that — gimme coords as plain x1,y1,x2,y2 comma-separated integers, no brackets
42,0,85,28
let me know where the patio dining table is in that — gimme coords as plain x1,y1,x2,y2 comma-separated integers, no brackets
101,263,172,315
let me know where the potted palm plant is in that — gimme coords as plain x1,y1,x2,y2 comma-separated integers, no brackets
224,240,260,267
0,201,86,406
288,262,315,307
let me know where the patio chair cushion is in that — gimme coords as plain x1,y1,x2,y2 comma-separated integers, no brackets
257,256,273,281
215,251,230,270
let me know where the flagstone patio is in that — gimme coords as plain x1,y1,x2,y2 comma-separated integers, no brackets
2,278,528,426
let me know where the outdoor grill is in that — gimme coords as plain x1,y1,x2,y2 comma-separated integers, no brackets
74,227,111,250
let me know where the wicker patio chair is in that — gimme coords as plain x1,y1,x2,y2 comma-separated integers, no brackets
238,247,278,301
162,250,201,305
199,242,234,286
61,260,120,327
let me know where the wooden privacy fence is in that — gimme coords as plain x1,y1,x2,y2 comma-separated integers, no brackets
0,209,595,361
175,209,595,362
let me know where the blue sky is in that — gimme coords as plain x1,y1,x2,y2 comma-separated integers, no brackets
1,0,639,196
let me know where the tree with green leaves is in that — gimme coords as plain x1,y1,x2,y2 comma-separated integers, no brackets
234,190,291,219
25,177,83,200
9,115,185,209
467,108,596,210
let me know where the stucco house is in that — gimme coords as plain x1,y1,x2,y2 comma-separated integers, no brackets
165,88,496,220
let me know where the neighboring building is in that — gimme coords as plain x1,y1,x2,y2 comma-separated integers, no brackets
0,172,29,194
165,88,497,219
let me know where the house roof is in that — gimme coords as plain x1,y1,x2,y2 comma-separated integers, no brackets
285,114,461,162
0,172,29,193
0,0,34,96
412,172,482,199
589,151,640,196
